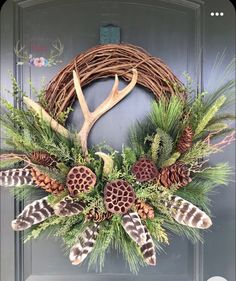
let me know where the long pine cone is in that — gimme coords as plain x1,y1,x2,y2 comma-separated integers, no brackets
158,162,192,188
31,168,64,195
31,151,57,168
177,127,194,153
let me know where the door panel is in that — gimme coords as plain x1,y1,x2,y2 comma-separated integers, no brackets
1,0,233,281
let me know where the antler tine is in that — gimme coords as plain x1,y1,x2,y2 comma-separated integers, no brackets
73,68,138,156
23,97,72,139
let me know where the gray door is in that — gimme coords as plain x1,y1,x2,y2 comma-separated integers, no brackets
0,0,235,281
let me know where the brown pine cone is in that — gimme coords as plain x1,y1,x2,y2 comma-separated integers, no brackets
31,168,64,195
31,151,57,168
131,158,158,182
177,127,194,153
158,162,192,188
135,199,155,220
85,208,113,222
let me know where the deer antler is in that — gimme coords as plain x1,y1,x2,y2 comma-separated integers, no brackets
23,69,138,157
73,68,138,155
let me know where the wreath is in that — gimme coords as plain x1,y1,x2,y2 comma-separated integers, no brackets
0,44,235,273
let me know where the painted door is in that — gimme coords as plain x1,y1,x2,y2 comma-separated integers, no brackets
0,0,235,281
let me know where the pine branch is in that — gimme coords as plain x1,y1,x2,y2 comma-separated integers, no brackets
196,163,232,185
150,96,184,139
180,140,218,164
194,95,226,136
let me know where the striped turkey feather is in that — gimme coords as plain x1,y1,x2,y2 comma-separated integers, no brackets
121,211,146,246
0,168,34,187
54,196,85,217
69,223,100,265
166,195,212,229
140,226,156,266
11,196,54,231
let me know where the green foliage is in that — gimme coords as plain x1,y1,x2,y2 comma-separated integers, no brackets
57,107,74,125
156,129,173,166
0,158,22,169
204,122,228,132
34,164,66,184
204,80,235,112
163,220,203,243
194,95,226,136
0,96,83,165
196,163,232,185
110,216,146,273
150,132,161,163
88,220,115,271
10,185,45,202
150,96,184,139
146,217,169,244
161,152,180,167
180,140,218,165
24,216,64,242
129,119,154,157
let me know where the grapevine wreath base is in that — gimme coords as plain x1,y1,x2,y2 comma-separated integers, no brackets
0,44,235,273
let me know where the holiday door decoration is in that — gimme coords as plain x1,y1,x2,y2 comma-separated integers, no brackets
0,44,235,273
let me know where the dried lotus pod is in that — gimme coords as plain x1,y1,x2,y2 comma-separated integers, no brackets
104,179,135,214
132,158,158,182
66,166,96,197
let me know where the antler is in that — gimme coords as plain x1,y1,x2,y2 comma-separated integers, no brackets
73,68,138,156
23,68,138,157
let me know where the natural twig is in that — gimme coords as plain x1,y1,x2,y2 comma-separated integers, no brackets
212,131,236,150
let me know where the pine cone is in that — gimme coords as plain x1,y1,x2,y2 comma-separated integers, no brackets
158,162,192,188
135,199,155,220
31,151,57,168
66,166,96,197
132,158,158,182
104,179,136,214
31,168,64,195
177,127,194,153
85,208,113,222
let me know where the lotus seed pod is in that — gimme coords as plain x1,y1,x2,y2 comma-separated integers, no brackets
131,158,158,182
66,166,96,197
104,179,135,214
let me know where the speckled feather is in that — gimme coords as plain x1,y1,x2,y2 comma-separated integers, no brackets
166,195,212,229
11,196,54,231
69,223,100,265
0,168,34,187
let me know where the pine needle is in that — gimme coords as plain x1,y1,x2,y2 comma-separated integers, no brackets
194,95,226,136
150,96,184,138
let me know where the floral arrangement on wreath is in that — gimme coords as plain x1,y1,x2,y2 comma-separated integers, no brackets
0,44,235,273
